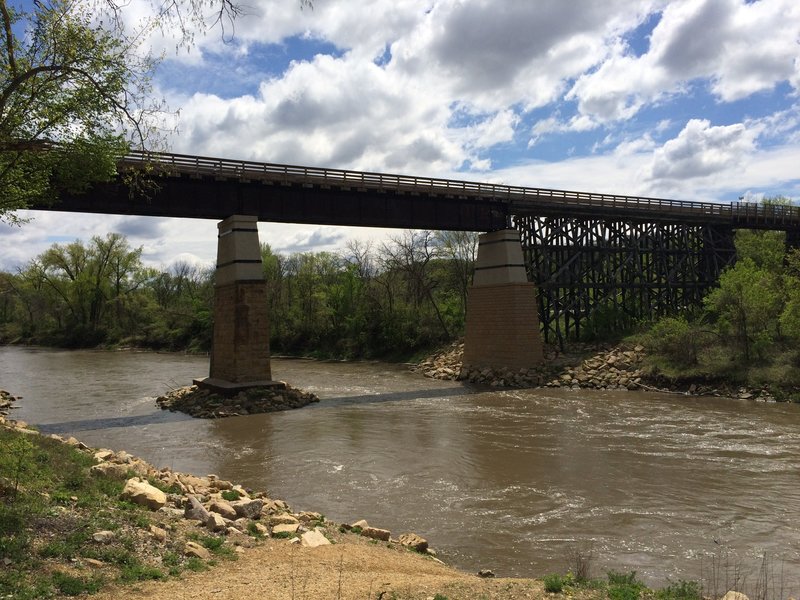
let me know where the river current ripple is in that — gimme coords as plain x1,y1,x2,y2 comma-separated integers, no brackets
2,346,799,587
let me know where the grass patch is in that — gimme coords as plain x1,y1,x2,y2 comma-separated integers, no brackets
184,556,208,572
118,559,167,583
657,580,701,600
221,489,241,501
187,532,237,559
0,426,232,598
51,571,104,596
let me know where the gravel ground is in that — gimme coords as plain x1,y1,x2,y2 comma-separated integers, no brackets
91,537,546,600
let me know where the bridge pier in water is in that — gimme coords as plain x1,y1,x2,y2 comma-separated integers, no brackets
463,229,544,372
195,215,275,394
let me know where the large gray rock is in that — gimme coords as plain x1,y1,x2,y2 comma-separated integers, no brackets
120,478,166,511
184,496,210,521
231,498,263,519
92,531,115,544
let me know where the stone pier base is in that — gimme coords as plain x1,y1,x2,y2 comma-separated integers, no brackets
463,229,543,371
195,215,274,394
207,280,272,383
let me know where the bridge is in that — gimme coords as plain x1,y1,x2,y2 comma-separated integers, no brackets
36,150,800,387
50,150,800,231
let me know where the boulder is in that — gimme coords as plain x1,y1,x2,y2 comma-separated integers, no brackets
398,533,428,553
127,460,151,478
184,541,211,560
92,530,115,544
361,526,391,541
120,478,167,511
184,496,210,522
90,462,129,480
149,525,167,543
269,514,300,526
93,450,114,461
231,498,263,519
272,523,300,535
206,513,228,532
300,529,331,548
209,500,238,520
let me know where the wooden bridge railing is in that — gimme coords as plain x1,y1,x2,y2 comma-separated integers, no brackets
119,150,800,228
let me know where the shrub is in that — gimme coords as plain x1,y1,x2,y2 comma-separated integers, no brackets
543,573,565,593
607,571,644,600
646,316,706,367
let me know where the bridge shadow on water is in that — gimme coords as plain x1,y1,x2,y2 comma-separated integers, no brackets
34,385,478,435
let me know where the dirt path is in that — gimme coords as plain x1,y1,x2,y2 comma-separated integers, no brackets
92,538,545,600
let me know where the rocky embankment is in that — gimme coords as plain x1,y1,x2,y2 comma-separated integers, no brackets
0,388,17,419
156,383,319,418
0,407,435,564
414,341,778,401
414,340,646,390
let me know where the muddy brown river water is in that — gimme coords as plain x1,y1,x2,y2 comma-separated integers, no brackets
1,346,799,588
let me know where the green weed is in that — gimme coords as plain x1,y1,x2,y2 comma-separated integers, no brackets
118,559,167,583
657,580,701,600
221,489,241,501
51,571,104,596
543,573,565,593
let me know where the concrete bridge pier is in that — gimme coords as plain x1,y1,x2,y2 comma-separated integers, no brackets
194,215,276,394
462,229,544,373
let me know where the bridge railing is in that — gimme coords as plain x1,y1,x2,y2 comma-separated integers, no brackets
119,150,800,226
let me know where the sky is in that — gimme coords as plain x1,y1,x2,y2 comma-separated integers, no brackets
2,0,800,271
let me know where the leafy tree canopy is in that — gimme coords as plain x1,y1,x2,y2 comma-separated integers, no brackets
0,0,246,223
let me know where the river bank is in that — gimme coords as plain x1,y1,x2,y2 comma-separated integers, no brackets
413,340,782,402
0,391,614,600
1,396,547,599
3,346,799,591
5,393,785,600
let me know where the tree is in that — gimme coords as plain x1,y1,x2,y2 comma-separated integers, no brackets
434,230,477,321
703,258,783,363
0,0,252,222
1,0,150,220
14,233,147,345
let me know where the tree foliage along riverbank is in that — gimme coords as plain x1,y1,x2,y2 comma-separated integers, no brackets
640,227,800,397
3,219,800,394
0,230,478,359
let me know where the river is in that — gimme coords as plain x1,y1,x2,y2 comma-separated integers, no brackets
1,346,799,588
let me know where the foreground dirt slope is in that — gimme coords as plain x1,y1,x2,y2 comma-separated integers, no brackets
92,539,544,600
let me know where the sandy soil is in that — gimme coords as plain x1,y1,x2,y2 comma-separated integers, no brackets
91,537,546,600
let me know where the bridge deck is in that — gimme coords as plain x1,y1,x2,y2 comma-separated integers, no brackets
40,149,800,231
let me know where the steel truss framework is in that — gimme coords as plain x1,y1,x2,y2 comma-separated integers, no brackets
512,215,737,344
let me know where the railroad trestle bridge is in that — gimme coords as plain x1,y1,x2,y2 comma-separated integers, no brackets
37,149,800,382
